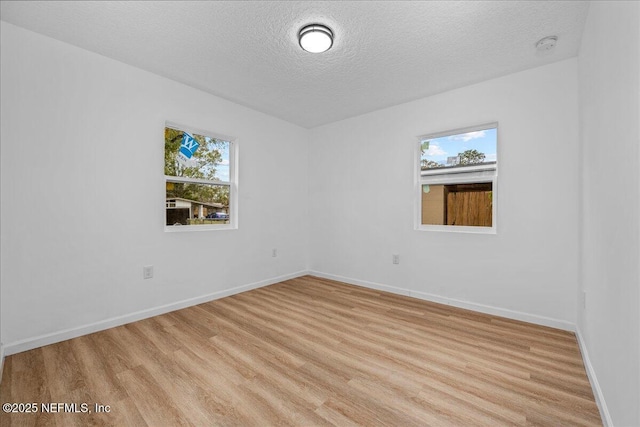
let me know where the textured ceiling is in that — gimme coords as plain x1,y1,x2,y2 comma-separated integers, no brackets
0,1,590,128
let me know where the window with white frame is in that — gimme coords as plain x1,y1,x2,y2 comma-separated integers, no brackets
417,123,497,232
164,122,236,230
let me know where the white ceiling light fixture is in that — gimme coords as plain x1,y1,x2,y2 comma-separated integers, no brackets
298,24,334,53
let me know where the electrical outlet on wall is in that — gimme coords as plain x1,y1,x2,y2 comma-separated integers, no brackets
143,265,154,279
272,249,278,258
392,254,400,265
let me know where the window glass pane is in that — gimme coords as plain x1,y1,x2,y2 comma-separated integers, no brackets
166,181,230,226
164,127,230,182
421,182,492,227
421,127,497,171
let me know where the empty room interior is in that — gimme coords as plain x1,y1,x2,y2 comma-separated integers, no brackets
0,1,639,426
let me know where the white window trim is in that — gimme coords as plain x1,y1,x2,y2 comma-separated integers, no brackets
415,122,498,234
164,121,238,232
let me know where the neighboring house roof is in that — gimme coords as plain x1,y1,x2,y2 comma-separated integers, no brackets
421,161,497,177
166,197,225,209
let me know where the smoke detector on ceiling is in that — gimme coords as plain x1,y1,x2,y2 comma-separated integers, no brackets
536,36,558,52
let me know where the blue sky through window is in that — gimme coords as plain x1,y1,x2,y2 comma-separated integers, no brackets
215,141,230,182
192,135,230,182
421,127,497,167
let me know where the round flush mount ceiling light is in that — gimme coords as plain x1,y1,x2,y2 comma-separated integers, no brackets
535,36,558,52
298,24,333,53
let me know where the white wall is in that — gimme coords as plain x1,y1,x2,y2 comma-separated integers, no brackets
309,59,580,328
578,2,640,426
0,22,309,352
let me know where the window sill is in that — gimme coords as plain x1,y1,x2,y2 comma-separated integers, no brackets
416,224,496,234
164,224,237,232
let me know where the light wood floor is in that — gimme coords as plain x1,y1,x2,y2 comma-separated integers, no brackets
1,275,601,426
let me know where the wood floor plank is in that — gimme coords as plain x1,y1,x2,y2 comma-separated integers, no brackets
0,275,602,426
0,357,12,407
41,341,85,398
104,398,148,427
170,347,261,426
124,317,183,355
116,365,189,426
68,335,128,404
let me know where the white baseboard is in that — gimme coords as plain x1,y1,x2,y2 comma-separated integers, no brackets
3,270,308,356
309,271,576,332
575,327,612,427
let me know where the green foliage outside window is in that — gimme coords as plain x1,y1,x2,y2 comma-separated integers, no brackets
164,127,229,207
